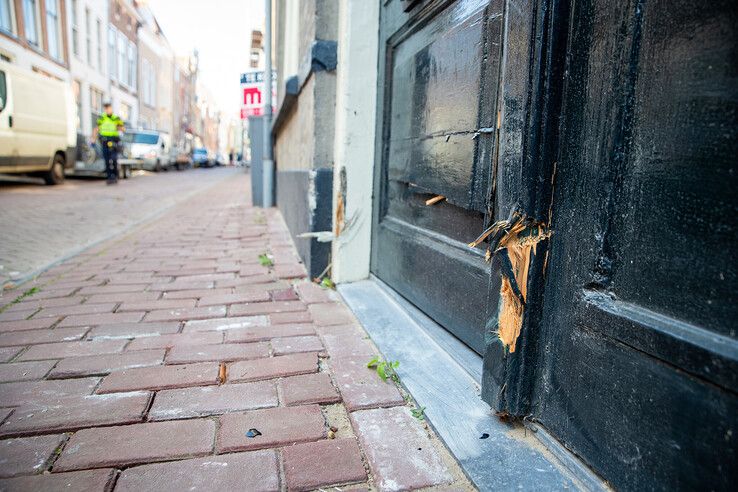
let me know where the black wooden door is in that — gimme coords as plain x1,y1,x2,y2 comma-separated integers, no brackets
371,0,504,354
524,0,738,489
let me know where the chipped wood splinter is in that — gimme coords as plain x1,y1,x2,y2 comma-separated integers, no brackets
218,363,227,384
425,195,446,206
468,211,552,353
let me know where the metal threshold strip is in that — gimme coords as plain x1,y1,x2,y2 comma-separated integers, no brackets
339,278,608,492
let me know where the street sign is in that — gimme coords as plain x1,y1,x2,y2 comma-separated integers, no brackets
240,70,276,119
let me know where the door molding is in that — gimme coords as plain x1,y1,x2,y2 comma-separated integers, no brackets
481,0,570,414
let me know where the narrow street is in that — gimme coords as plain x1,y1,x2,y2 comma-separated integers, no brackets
0,168,240,289
0,172,470,491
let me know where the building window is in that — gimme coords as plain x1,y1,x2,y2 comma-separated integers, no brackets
1,0,16,36
22,0,41,47
119,102,130,122
90,86,103,129
108,27,116,79
127,41,136,89
141,58,148,104
96,19,102,69
45,0,62,61
70,0,78,56
141,58,156,107
72,79,81,131
85,7,91,65
117,31,126,85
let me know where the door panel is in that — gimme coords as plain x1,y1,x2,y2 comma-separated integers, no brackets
372,0,504,354
387,4,498,211
532,0,738,489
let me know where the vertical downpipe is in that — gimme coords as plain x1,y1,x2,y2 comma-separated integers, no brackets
262,0,274,207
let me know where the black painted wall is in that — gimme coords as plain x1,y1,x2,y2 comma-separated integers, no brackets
276,168,333,278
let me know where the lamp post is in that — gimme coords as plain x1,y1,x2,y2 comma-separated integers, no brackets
262,0,274,207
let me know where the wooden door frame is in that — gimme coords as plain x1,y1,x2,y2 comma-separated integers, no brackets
477,0,570,415
370,0,505,354
370,0,571,415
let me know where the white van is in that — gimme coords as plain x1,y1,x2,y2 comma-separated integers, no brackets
0,60,76,184
120,130,173,172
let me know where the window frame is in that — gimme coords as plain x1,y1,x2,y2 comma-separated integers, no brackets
85,7,91,65
89,85,103,130
1,0,17,36
22,0,42,48
70,0,79,56
44,0,63,61
96,18,102,70
127,40,136,89
72,78,82,130
107,26,116,79
117,30,127,85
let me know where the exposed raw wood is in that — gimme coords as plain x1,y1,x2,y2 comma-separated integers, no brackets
425,195,446,206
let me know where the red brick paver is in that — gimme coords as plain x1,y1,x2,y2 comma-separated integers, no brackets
97,362,219,393
228,352,318,382
279,372,341,406
283,438,367,491
217,405,326,453
115,450,280,491
149,381,277,420
54,419,215,471
0,391,151,437
0,468,116,491
0,172,470,490
351,406,453,490
0,434,66,477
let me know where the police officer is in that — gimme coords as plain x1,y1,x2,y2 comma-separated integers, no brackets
92,102,125,184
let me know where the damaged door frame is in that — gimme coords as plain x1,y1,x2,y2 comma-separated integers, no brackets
479,0,569,416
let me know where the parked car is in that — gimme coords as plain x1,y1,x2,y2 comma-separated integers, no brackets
192,147,211,167
120,130,172,172
215,152,229,166
0,60,76,184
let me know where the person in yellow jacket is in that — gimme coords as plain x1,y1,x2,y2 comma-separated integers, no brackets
91,102,125,184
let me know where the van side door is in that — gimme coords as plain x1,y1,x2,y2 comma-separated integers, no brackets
0,69,16,168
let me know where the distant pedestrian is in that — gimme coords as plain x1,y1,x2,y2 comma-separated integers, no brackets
92,102,125,185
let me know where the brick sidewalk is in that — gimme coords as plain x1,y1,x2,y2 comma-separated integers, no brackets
0,174,471,491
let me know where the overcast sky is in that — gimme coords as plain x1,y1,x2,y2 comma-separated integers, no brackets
146,0,265,120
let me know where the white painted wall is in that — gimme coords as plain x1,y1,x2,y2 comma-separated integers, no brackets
0,0,70,82
0,38,69,81
137,23,174,133
111,85,137,126
330,0,379,283
66,0,108,137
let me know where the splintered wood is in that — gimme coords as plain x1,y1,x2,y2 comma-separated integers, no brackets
469,214,551,353
425,195,446,206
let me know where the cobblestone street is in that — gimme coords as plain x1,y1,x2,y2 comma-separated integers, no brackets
0,172,470,491
0,168,239,289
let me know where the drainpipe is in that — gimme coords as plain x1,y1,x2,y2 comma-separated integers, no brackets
262,0,274,208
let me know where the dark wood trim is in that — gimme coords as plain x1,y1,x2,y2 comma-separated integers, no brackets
482,0,571,415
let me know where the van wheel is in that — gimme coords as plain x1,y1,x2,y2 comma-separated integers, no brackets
43,154,65,185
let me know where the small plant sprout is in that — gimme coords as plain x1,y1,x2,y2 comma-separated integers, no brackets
320,276,335,289
367,356,400,382
411,406,426,420
258,253,274,267
0,286,41,314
